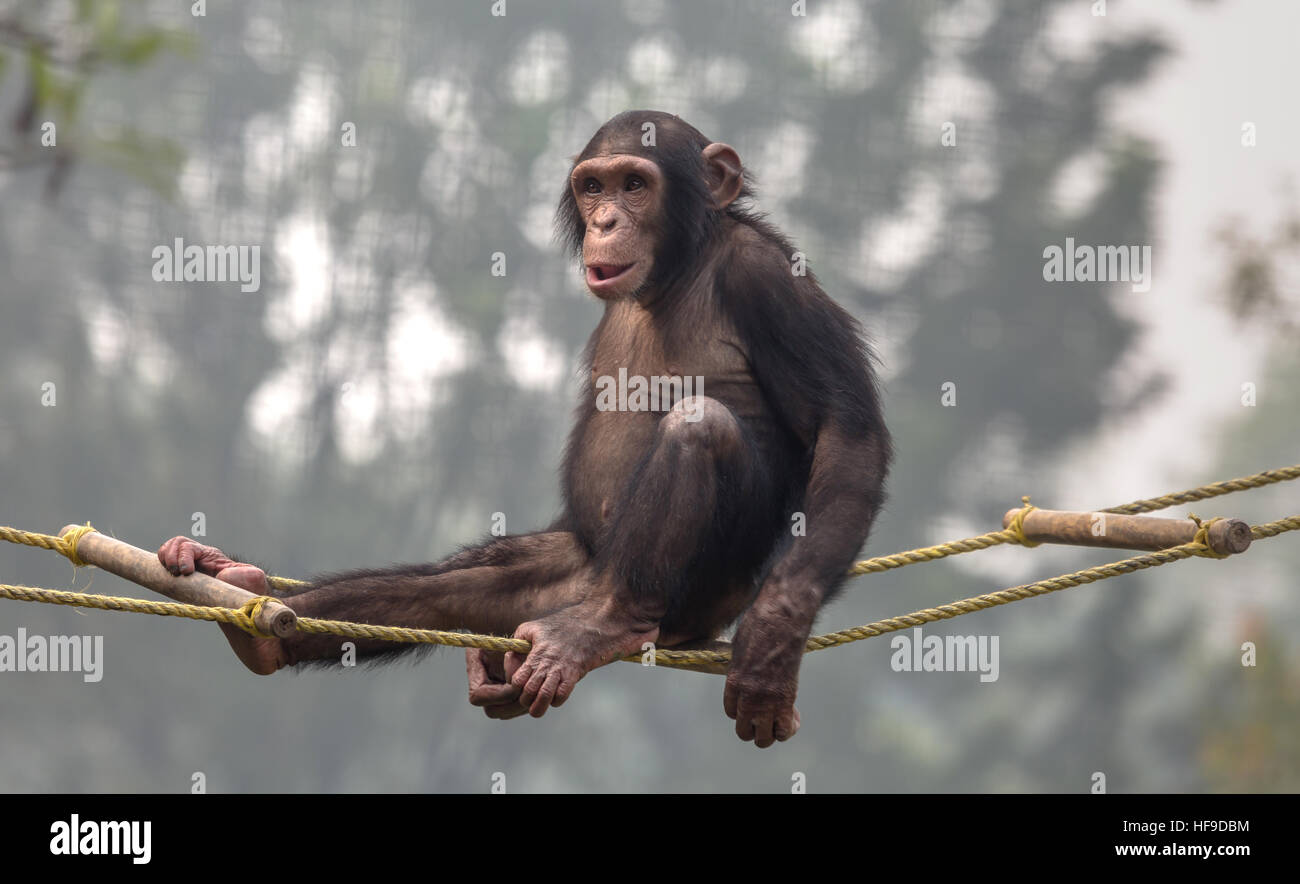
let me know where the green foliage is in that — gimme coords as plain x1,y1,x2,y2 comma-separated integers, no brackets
86,129,185,198
1201,623,1300,791
6,0,1289,794
0,0,191,193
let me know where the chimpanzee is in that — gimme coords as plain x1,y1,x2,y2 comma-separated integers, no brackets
158,110,891,748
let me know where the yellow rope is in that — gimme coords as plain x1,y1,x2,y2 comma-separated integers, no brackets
1103,465,1300,515
0,522,95,567
6,464,1298,586
237,596,279,638
1,464,1297,668
1188,515,1229,559
1,514,1296,667
1005,496,1041,548
800,516,1300,654
849,463,1300,575
0,582,283,629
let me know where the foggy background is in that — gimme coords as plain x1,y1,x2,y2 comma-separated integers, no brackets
1,0,1297,793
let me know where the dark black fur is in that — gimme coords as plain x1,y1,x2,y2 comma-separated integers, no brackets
280,111,891,670
558,111,890,610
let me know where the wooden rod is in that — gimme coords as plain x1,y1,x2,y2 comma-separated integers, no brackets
999,509,1252,556
59,525,298,638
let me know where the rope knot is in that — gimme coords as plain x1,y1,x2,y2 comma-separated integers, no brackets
1188,514,1229,559
1007,496,1041,548
56,523,96,567
232,596,278,638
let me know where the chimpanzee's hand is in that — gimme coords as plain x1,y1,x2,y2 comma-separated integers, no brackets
725,603,806,748
156,536,286,676
466,649,529,720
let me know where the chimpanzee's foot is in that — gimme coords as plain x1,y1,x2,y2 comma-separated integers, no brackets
506,597,659,717
156,537,290,675
213,563,290,675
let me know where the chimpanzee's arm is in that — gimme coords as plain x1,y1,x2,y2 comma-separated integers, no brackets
724,417,889,733
718,233,892,746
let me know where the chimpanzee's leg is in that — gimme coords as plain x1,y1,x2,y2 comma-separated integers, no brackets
278,531,592,663
163,395,777,693
589,394,780,642
157,531,593,673
504,395,782,712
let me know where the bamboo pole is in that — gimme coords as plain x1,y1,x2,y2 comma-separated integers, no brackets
59,507,1247,669
999,509,1252,556
59,525,298,637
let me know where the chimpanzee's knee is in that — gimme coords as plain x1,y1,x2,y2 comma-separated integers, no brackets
658,395,743,457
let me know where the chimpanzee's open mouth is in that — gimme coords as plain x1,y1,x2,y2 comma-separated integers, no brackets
587,263,634,283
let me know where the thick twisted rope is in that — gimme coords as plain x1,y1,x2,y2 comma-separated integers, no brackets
800,515,1300,655
0,583,290,639
1,514,1296,666
848,464,1300,576
1,464,1297,668
5,464,1297,586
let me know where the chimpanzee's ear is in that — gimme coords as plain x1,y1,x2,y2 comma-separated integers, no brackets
702,143,743,209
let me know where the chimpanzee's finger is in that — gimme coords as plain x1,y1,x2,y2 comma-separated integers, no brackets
774,705,800,742
528,670,564,717
175,540,197,575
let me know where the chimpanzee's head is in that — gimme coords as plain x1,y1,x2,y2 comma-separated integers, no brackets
557,110,750,300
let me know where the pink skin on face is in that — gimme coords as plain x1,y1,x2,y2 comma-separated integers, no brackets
584,261,638,294
571,154,662,299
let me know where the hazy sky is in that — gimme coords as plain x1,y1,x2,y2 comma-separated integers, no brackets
1057,0,1297,505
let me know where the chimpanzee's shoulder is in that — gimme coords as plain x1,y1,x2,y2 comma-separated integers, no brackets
714,219,796,296
714,218,842,320
722,216,794,262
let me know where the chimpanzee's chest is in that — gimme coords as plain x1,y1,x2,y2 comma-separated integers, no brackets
590,303,759,407
565,300,778,530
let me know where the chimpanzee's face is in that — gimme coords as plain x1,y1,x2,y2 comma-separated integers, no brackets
569,153,665,300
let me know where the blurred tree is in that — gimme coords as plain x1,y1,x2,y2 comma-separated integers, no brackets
1214,200,1300,332
0,0,1224,792
0,0,192,195
1201,617,1300,791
